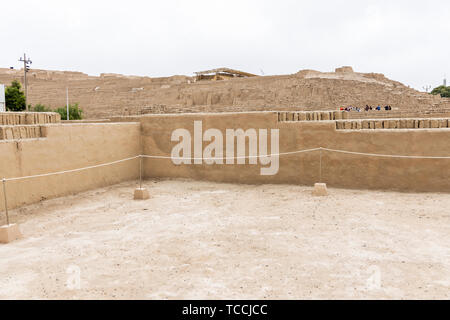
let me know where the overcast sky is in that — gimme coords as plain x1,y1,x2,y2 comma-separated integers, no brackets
1,0,449,90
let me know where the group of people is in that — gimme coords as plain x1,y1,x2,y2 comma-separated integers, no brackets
340,105,393,112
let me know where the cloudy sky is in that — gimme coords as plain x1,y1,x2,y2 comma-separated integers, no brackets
1,0,449,90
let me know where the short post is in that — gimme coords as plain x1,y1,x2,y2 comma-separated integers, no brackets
139,156,142,189
2,178,9,225
1,178,22,243
319,147,322,183
134,156,150,200
313,148,328,196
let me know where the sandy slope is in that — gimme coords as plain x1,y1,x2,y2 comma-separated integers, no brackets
0,179,449,299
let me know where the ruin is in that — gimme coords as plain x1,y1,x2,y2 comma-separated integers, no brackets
1,109,450,211
1,67,449,205
194,68,258,81
1,66,449,119
1,68,450,300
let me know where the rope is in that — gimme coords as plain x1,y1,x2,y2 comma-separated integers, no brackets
3,146,450,182
141,147,321,161
142,147,450,161
322,148,450,159
5,156,140,182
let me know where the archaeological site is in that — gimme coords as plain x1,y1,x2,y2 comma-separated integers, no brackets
1,65,450,300
1,66,450,118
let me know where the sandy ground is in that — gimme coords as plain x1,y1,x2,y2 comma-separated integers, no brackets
0,179,449,300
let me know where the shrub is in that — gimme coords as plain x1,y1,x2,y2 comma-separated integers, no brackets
54,103,83,120
5,80,26,111
32,104,52,112
431,85,450,98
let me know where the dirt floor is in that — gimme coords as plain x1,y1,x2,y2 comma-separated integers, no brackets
0,179,449,300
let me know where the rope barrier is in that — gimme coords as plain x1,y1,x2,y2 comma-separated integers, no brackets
141,147,322,161
142,147,450,161
2,147,450,226
321,147,450,159
4,155,140,182
3,147,450,182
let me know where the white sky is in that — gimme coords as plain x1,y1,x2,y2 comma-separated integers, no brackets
1,0,449,90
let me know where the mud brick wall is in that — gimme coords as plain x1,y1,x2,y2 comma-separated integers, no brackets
0,126,43,140
0,112,61,125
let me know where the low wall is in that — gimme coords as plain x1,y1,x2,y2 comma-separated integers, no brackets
277,110,450,122
278,110,347,121
335,118,450,130
0,112,61,125
0,122,141,213
0,125,43,140
134,112,450,192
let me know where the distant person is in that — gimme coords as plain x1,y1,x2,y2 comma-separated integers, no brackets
376,106,381,111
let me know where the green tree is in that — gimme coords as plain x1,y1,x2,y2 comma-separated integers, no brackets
431,85,450,98
5,80,26,111
54,103,83,120
32,104,52,112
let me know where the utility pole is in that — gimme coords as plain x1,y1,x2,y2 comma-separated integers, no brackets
18,53,32,111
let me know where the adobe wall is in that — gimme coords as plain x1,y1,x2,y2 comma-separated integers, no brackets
1,110,450,215
0,112,62,140
0,112,61,125
133,112,450,192
0,122,141,212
